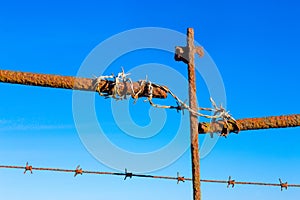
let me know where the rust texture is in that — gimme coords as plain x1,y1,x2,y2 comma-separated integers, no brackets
187,28,201,200
199,114,300,134
175,28,201,200
1,164,300,189
0,69,167,99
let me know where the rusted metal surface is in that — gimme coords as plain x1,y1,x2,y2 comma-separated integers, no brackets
175,28,202,200
201,178,299,190
1,164,300,190
187,28,201,200
0,69,168,99
199,114,300,134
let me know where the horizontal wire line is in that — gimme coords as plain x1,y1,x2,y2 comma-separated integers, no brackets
1,165,300,188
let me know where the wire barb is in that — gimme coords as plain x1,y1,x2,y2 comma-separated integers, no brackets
124,168,133,180
279,178,288,191
74,165,83,177
227,176,235,188
24,162,33,174
177,172,185,184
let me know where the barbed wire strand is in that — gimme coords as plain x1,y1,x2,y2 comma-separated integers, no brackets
93,69,229,118
1,164,300,190
93,69,239,137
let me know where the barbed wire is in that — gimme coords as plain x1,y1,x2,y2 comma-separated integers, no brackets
93,68,239,137
1,163,299,191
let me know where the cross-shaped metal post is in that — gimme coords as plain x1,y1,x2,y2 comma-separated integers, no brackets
175,28,204,200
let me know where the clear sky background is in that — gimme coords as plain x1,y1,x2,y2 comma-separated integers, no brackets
0,0,300,200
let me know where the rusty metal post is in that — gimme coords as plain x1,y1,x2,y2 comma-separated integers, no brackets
186,28,201,200
175,28,202,200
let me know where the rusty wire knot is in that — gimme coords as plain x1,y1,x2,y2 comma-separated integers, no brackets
114,67,135,100
177,172,185,184
93,67,135,100
132,79,146,101
220,123,230,138
24,162,33,174
210,98,237,127
74,165,83,177
220,119,239,138
93,74,114,97
208,98,240,138
145,80,153,102
227,176,235,188
124,168,133,180
279,178,288,191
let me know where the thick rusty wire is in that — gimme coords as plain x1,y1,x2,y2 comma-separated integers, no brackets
199,114,300,135
0,69,167,99
1,164,300,190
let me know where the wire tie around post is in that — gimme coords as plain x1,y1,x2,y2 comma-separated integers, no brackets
124,168,132,180
24,162,33,174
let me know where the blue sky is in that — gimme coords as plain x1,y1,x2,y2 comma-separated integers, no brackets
0,0,300,199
